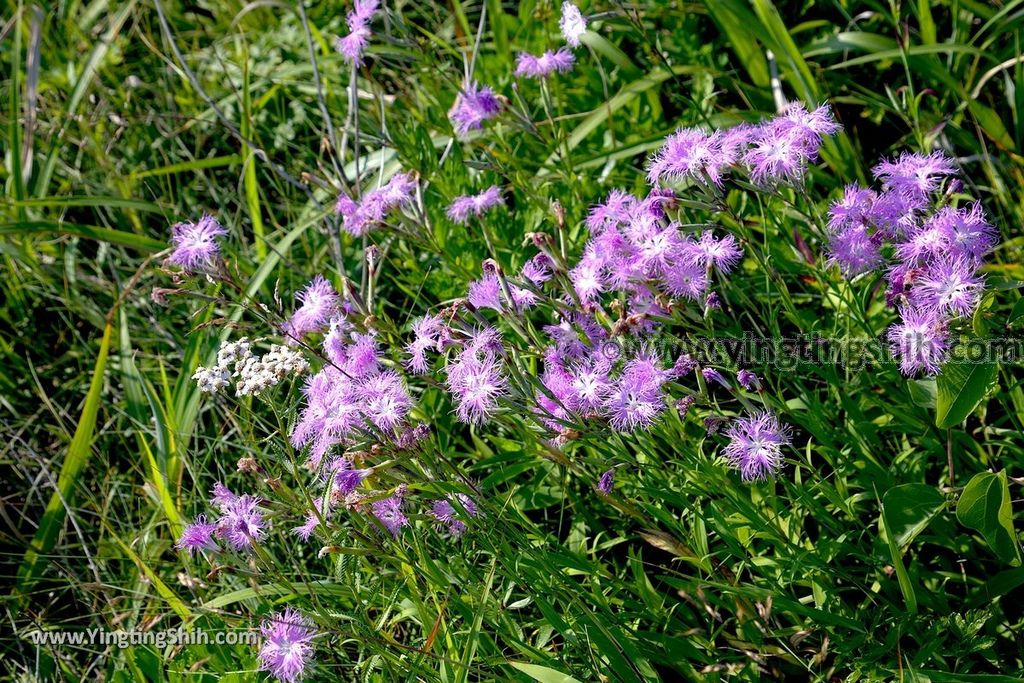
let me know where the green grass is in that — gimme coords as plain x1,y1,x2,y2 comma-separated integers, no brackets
2,0,1024,681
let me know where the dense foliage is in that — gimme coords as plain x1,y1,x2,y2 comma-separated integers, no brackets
3,1,1024,681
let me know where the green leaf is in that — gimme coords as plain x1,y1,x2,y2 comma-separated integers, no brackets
882,484,945,550
909,379,937,408
880,510,917,614
1007,298,1024,326
879,483,942,615
957,471,1021,565
129,154,242,179
12,196,163,212
108,533,191,621
967,100,1016,151
15,320,113,597
0,220,165,253
508,663,583,683
935,358,997,428
34,1,137,197
700,0,770,87
542,66,698,168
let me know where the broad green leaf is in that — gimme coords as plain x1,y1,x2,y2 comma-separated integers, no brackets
916,0,937,44
580,32,643,79
882,484,945,549
967,100,1016,150
508,663,584,683
935,358,997,428
909,379,937,408
700,0,770,87
957,471,1021,565
1009,298,1024,326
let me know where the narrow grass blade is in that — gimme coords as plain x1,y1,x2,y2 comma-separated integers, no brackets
109,533,192,621
130,154,243,179
15,320,112,597
0,220,165,252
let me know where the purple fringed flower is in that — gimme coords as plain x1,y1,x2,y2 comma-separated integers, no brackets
176,515,218,554
336,0,379,65
873,151,955,198
284,275,339,339
210,481,237,508
776,103,841,146
371,492,408,536
737,369,760,391
828,185,877,232
586,189,637,233
293,514,318,541
895,218,955,265
647,128,721,186
214,490,266,550
568,358,611,412
328,457,371,499
291,332,413,466
742,104,838,185
596,468,614,494
293,499,327,541
569,257,606,302
827,222,882,275
445,349,508,424
336,26,369,64
335,172,416,236
468,273,503,311
447,186,504,224
520,253,552,284
406,314,445,374
723,411,792,482
827,185,883,275
360,371,413,431
663,258,708,300
430,493,479,536
702,367,728,388
341,331,382,378
560,2,587,47
867,190,926,239
742,127,808,185
604,351,667,431
695,232,742,273
887,307,949,376
258,608,317,683
930,203,997,263
449,84,502,137
168,214,227,271
671,354,697,378
909,258,984,318
514,48,575,78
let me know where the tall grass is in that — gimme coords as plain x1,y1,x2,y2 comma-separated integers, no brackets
2,0,1023,680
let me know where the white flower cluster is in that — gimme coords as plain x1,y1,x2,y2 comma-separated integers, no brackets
192,338,308,396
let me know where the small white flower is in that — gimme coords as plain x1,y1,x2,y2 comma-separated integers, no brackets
195,338,308,396
193,366,230,394
560,2,587,48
